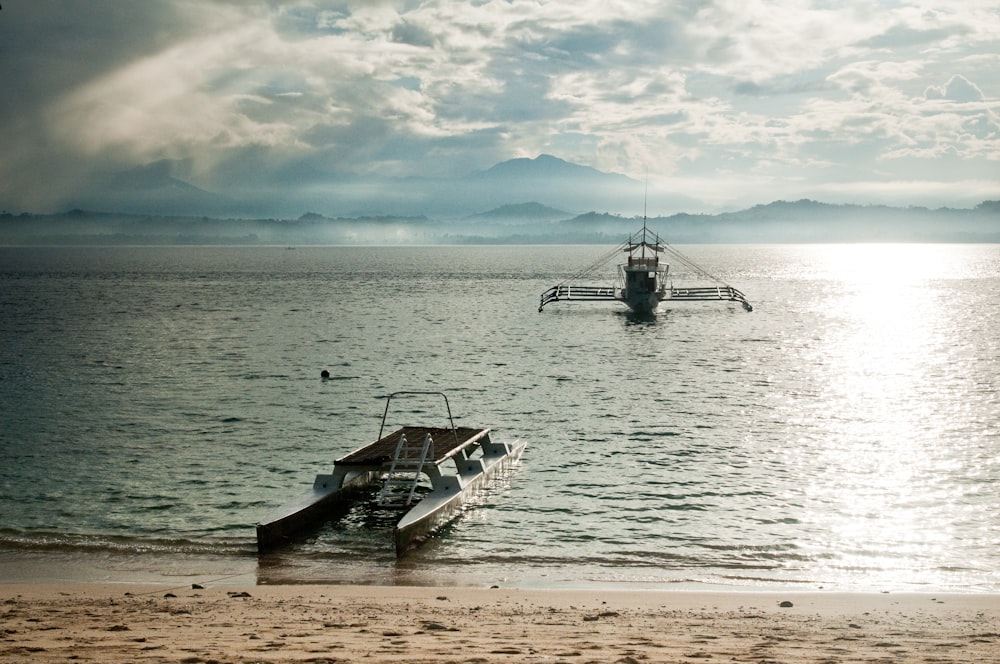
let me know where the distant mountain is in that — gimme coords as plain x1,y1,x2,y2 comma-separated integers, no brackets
106,161,204,195
474,154,635,185
47,154,645,219
458,154,645,215
4,199,996,245
701,199,999,242
592,199,1000,243
469,202,571,221
12,150,998,231
69,160,236,216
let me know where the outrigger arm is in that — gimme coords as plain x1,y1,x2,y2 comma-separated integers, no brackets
538,284,619,310
539,282,752,312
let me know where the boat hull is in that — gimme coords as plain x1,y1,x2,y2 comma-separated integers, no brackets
621,260,667,314
621,291,663,314
255,470,377,552
394,439,526,555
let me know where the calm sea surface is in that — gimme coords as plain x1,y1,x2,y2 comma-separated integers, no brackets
1,243,998,591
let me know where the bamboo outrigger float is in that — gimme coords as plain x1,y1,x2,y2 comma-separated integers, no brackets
538,222,752,314
256,391,525,556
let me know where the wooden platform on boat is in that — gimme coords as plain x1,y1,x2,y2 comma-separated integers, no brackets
335,426,489,466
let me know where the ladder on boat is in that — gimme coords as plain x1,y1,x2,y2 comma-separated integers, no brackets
377,432,434,508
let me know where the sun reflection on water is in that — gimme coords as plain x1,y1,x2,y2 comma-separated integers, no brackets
791,244,988,589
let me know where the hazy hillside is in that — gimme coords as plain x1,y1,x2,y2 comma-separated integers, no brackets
2,200,996,245
9,153,994,232
473,154,632,184
38,154,647,220
466,202,571,223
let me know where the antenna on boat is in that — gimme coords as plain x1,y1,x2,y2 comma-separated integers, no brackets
641,173,649,259
642,172,648,232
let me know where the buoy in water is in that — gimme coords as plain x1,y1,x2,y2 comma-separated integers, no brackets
320,369,330,380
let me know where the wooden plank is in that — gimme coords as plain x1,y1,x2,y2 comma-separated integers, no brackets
336,426,487,466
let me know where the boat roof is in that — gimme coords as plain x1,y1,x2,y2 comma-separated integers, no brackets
335,426,489,466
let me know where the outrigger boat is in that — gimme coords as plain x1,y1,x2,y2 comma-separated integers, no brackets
256,391,525,556
538,222,752,314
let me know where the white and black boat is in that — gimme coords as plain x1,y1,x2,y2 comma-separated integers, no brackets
256,391,525,556
538,222,752,314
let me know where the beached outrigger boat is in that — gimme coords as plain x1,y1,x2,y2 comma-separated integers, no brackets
538,222,752,314
256,391,525,556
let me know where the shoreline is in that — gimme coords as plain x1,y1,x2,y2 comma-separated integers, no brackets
5,547,997,594
2,583,998,663
3,548,998,595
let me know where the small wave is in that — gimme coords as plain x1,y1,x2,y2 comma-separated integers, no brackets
0,529,255,558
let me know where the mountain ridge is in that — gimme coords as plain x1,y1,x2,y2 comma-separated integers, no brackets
2,198,997,245
34,154,658,219
18,153,987,223
467,201,570,221
473,154,635,185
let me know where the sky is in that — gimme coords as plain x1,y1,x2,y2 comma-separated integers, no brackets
1,0,998,216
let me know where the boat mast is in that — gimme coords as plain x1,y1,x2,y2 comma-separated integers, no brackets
641,177,648,261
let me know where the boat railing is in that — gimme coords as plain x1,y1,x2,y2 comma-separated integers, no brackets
377,391,457,444
539,284,619,311
669,285,753,311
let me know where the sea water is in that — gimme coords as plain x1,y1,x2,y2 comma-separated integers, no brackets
1,243,998,591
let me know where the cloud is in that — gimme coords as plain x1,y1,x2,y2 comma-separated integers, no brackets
0,0,998,215
925,74,986,102
862,23,962,50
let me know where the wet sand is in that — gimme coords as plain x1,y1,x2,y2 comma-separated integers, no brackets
2,584,998,663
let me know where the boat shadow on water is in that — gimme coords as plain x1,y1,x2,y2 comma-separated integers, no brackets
620,308,659,326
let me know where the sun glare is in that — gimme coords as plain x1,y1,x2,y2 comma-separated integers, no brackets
800,244,968,588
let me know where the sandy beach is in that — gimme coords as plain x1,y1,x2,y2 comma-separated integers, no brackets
2,583,997,663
